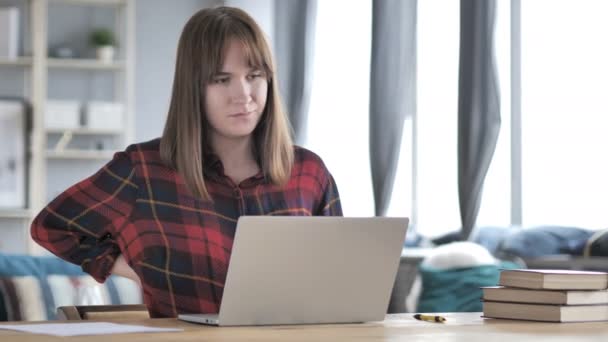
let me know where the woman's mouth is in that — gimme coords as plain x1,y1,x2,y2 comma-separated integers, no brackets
230,111,254,117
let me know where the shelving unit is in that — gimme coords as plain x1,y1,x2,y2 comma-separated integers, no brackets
0,0,135,254
0,57,33,66
46,149,116,160
46,127,123,135
0,209,31,219
50,0,126,6
47,58,125,70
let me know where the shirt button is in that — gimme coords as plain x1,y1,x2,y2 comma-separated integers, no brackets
233,188,241,198
98,233,112,242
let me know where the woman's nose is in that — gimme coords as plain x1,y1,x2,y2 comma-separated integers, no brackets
231,78,252,104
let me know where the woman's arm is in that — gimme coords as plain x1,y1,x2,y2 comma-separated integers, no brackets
317,173,343,216
30,151,138,283
111,254,141,286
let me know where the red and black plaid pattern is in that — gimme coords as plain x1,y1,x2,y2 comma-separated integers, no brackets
31,139,342,318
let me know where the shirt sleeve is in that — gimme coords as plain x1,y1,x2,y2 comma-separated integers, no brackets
316,173,343,216
30,151,138,283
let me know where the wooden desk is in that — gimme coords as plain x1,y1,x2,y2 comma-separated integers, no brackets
1,313,607,341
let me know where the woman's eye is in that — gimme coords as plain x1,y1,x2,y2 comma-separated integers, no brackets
248,72,263,80
213,77,228,84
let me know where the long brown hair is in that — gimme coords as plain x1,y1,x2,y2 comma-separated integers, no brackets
160,6,294,201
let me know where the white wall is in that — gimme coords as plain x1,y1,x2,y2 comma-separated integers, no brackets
134,0,221,141
223,0,274,45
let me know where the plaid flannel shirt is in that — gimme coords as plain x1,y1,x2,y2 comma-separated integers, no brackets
31,139,342,317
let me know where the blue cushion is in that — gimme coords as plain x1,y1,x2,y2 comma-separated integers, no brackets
496,226,592,258
0,253,87,319
0,253,141,320
0,253,84,278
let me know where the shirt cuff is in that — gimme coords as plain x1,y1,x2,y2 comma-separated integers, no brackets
81,244,121,283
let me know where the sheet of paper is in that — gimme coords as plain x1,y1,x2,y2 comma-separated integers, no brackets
0,322,183,336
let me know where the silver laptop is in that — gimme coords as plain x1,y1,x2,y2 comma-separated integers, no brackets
178,216,408,326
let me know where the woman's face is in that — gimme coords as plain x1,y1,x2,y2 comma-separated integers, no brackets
205,39,268,142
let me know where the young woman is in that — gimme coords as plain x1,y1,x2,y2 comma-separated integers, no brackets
31,6,342,318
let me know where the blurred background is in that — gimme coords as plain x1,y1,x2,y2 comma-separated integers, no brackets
0,0,606,259
1,0,608,322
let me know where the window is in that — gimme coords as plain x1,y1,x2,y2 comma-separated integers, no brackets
406,0,461,236
305,0,606,236
520,0,608,229
306,0,374,217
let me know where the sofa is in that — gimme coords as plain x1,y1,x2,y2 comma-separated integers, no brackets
0,253,141,321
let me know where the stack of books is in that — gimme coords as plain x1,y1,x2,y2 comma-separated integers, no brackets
482,269,608,322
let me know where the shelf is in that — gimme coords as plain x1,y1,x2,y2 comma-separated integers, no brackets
0,57,33,66
46,128,123,135
49,0,127,7
1,58,124,70
46,149,116,160
0,209,31,219
47,58,125,70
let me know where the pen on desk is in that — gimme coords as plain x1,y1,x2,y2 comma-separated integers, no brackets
414,314,446,323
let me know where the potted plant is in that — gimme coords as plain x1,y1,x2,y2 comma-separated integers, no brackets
89,28,116,63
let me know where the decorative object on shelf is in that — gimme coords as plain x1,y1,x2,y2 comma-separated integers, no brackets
0,98,29,209
50,45,76,59
84,101,123,130
45,100,81,130
89,28,116,63
0,7,19,59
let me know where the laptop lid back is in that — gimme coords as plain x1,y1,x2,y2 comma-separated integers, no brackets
218,216,408,326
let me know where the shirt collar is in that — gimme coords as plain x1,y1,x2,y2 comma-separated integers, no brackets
203,153,266,186
204,152,222,171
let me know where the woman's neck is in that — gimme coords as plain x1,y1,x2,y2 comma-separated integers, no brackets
210,135,259,184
